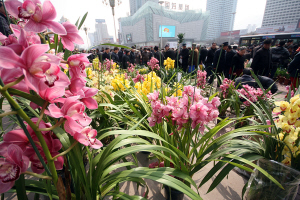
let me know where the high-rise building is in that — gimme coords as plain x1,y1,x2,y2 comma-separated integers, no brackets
130,0,159,16
262,0,300,27
94,19,110,45
206,0,238,40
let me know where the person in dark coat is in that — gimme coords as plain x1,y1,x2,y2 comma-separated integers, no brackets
180,43,189,72
224,45,236,78
111,47,119,64
208,42,228,84
187,44,199,73
288,49,300,89
230,47,246,78
199,46,208,65
270,40,290,78
205,43,217,77
0,2,12,36
164,45,176,60
122,50,131,69
118,48,124,63
235,68,278,94
251,39,272,76
142,48,149,65
129,46,136,64
102,48,111,61
154,46,164,67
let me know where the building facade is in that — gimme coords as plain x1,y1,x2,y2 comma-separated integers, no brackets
262,0,300,27
206,0,238,40
94,19,110,46
130,0,159,16
120,1,209,47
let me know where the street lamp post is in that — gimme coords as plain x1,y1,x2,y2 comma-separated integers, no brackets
102,0,122,43
158,1,164,50
228,12,236,45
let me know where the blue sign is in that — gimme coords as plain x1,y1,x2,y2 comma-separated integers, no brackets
292,34,300,38
262,35,275,39
159,25,176,38
95,19,105,23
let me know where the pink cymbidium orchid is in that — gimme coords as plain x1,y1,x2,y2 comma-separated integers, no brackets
0,32,24,55
0,68,29,93
0,44,69,92
47,97,92,135
11,24,41,47
60,21,84,51
5,0,66,35
67,54,90,79
74,127,103,149
0,144,29,194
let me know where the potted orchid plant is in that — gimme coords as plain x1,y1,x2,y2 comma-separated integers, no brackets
0,1,205,199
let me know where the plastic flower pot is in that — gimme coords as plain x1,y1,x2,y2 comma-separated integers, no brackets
164,185,184,200
279,77,285,84
284,78,291,85
245,159,300,200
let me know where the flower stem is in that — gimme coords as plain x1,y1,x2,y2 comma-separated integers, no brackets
0,86,59,186
52,141,78,160
36,102,49,127
1,75,24,91
23,171,52,180
0,111,17,117
37,118,66,132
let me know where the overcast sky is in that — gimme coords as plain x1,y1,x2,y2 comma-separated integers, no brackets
46,0,267,46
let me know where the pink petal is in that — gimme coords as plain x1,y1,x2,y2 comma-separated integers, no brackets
72,113,92,127
61,37,75,51
52,153,64,170
38,82,65,102
24,19,47,33
74,132,89,146
69,78,86,94
6,145,25,167
0,46,25,69
42,0,57,21
54,71,70,88
62,21,78,33
7,44,24,55
4,0,22,19
44,21,66,35
21,44,49,67
47,104,64,118
64,116,83,136
90,138,103,149
0,180,15,194
83,87,98,98
81,97,98,109
67,33,84,44
10,24,21,37
19,28,29,48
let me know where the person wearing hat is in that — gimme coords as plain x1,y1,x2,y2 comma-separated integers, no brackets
122,50,131,69
118,48,125,63
187,43,198,73
129,46,136,64
180,43,189,72
251,39,272,76
154,46,165,67
164,44,176,60
208,42,228,84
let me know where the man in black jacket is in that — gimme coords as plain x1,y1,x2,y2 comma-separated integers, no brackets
118,48,124,63
164,44,176,60
270,40,290,78
288,51,300,88
122,50,131,69
102,48,111,61
154,46,164,67
129,46,135,64
251,39,272,76
208,42,228,84
111,47,119,64
231,47,246,78
205,43,217,77
0,2,11,36
224,45,236,78
235,68,278,94
180,43,189,72
199,46,208,65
